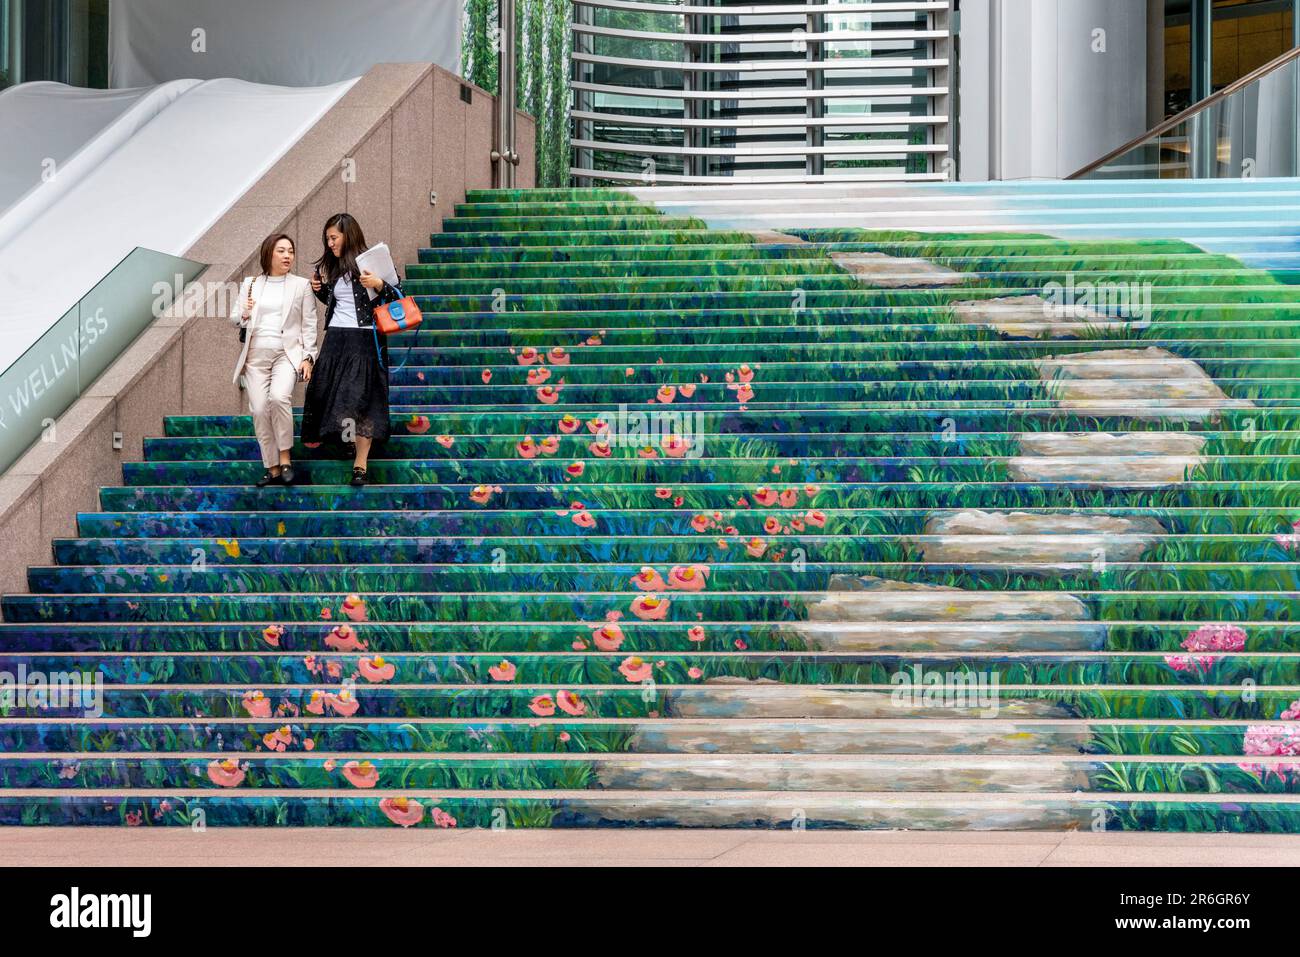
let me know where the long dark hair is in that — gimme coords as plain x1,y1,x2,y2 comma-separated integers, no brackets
314,213,368,286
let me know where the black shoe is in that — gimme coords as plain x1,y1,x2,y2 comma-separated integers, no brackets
256,470,280,488
350,467,368,487
280,465,296,486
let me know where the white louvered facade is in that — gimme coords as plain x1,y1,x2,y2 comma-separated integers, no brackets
570,0,953,185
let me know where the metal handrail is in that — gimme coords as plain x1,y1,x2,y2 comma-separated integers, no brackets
1068,44,1300,179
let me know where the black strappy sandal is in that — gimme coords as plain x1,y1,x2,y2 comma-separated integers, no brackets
350,467,368,487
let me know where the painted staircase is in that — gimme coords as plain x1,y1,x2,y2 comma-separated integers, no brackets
4,181,1300,830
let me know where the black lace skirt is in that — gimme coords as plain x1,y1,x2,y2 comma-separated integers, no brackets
301,327,390,446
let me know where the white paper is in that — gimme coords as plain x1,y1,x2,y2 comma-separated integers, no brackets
356,243,402,301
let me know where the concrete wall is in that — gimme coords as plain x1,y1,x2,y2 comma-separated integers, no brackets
959,0,1150,180
0,62,535,603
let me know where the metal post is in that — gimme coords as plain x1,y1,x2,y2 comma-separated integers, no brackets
1190,0,1214,177
9,0,23,84
806,3,825,179
493,0,519,188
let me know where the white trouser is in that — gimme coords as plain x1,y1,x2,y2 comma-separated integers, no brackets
244,340,297,469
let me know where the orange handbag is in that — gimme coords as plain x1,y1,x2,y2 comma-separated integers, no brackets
374,296,423,335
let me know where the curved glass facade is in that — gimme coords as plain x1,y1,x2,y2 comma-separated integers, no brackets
570,0,953,184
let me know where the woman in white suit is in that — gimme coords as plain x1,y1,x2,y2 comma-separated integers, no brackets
231,233,320,486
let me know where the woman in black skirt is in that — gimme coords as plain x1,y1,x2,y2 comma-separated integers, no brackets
302,213,404,487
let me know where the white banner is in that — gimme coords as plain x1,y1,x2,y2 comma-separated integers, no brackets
109,0,463,88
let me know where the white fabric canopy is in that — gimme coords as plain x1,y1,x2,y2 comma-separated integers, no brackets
0,80,200,252
0,77,357,372
109,0,462,88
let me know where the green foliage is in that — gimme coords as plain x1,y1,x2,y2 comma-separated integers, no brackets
461,0,572,187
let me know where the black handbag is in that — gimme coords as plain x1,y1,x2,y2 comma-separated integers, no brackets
239,276,258,343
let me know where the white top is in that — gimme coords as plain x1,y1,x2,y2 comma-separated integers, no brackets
250,274,288,338
330,275,360,328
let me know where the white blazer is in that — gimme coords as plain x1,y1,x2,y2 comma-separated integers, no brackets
230,273,321,385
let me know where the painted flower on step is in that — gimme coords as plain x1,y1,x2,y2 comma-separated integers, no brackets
745,538,769,558
593,623,625,651
432,807,458,828
558,415,581,434
342,760,380,789
679,384,696,398
667,565,709,592
241,691,272,718
753,487,779,507
260,728,291,748
565,461,585,478
1244,724,1300,757
305,690,327,715
262,625,284,648
656,386,677,404
537,386,562,405
469,485,502,505
517,346,540,366
631,567,667,591
325,624,367,652
1163,655,1218,673
1275,521,1300,551
548,347,571,366
687,626,707,644
436,434,454,449
528,694,556,717
516,437,540,459
631,595,671,621
324,690,360,717
1183,624,1247,653
406,415,431,435
763,516,782,535
358,656,396,683
489,660,517,682
735,384,755,404
587,418,609,435
341,595,368,623
527,367,551,386
619,656,654,683
638,446,659,459
572,511,597,529
379,796,425,828
539,436,560,456
589,439,612,458
778,489,799,508
805,510,827,528
556,690,586,716
655,487,674,499
661,434,690,458
207,759,247,789
262,726,293,752
690,514,712,533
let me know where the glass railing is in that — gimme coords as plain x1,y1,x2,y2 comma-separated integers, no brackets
0,246,205,476
1071,46,1300,180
